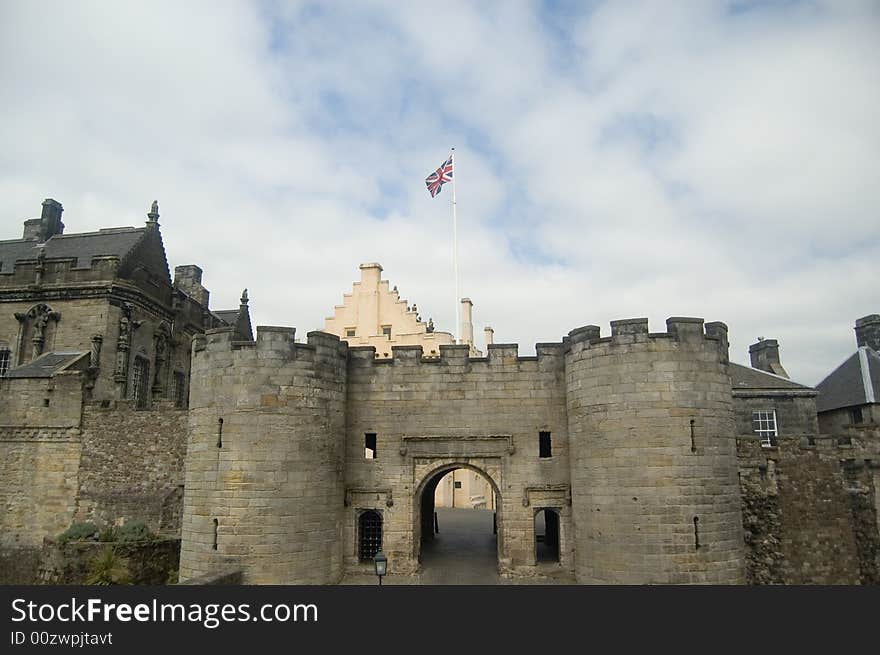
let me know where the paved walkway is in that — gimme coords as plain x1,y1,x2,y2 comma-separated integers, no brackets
419,507,500,585
339,507,576,585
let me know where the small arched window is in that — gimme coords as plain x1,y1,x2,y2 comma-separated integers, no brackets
358,510,383,562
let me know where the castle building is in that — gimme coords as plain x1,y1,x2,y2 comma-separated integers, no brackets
1,198,877,585
0,199,245,581
322,262,481,358
815,315,880,434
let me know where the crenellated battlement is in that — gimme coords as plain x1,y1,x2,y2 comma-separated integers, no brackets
199,325,347,363
566,316,729,362
347,339,566,370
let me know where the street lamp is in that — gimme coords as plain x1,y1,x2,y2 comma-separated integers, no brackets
373,550,387,586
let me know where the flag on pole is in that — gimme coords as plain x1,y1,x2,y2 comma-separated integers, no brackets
425,154,454,197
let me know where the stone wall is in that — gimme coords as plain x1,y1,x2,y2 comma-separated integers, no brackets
565,318,745,584
75,400,188,535
37,538,180,585
733,394,818,440
737,429,880,584
0,297,109,376
179,327,348,584
818,404,880,435
0,547,44,584
345,340,571,576
0,374,83,553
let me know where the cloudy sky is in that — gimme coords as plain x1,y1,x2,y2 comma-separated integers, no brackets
2,0,877,385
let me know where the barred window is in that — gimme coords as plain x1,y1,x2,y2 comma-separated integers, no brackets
0,348,10,377
171,371,187,408
358,510,382,562
752,410,777,447
131,356,150,409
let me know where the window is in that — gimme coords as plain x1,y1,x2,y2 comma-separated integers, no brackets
171,371,187,408
358,510,382,562
382,326,391,338
752,410,777,447
364,433,377,459
539,431,552,458
346,328,356,338
131,356,150,409
850,407,863,425
454,481,462,489
0,347,10,377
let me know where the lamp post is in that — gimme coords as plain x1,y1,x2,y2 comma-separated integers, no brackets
373,550,387,586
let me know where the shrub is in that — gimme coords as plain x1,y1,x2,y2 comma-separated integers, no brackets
115,521,153,543
57,522,100,545
97,527,115,542
86,547,131,585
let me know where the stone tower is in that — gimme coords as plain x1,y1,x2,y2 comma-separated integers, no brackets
565,317,745,584
178,326,348,584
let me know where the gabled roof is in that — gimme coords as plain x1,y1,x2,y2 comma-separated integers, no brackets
211,304,253,341
0,227,146,272
815,347,880,412
213,309,241,325
5,351,89,378
729,362,813,391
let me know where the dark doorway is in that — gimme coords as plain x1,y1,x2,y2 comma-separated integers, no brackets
535,508,560,563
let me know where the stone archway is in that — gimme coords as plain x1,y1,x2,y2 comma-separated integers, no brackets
413,461,504,569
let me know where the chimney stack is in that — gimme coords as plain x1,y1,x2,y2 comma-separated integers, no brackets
484,326,494,347
749,338,789,378
460,298,474,346
855,315,880,352
24,199,64,242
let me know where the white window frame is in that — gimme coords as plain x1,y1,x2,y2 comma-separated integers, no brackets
752,409,778,447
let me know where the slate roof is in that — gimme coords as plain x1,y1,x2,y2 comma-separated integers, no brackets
212,309,241,325
211,306,254,341
815,347,880,412
729,362,813,391
0,227,146,272
5,352,89,378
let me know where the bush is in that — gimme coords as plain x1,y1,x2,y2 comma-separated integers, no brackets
115,521,153,543
86,547,131,585
57,522,100,545
97,527,115,542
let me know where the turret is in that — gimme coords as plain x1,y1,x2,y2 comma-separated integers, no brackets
565,317,745,584
178,326,348,583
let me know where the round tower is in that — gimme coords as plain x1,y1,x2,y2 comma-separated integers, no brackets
178,326,348,584
565,317,745,584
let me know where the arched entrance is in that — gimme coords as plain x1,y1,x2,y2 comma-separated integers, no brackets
413,463,503,583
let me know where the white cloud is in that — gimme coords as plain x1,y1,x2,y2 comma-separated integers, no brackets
1,0,878,386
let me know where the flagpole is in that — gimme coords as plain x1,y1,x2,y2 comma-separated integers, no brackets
451,148,460,344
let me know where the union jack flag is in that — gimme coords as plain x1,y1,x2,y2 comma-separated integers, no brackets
425,154,454,197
